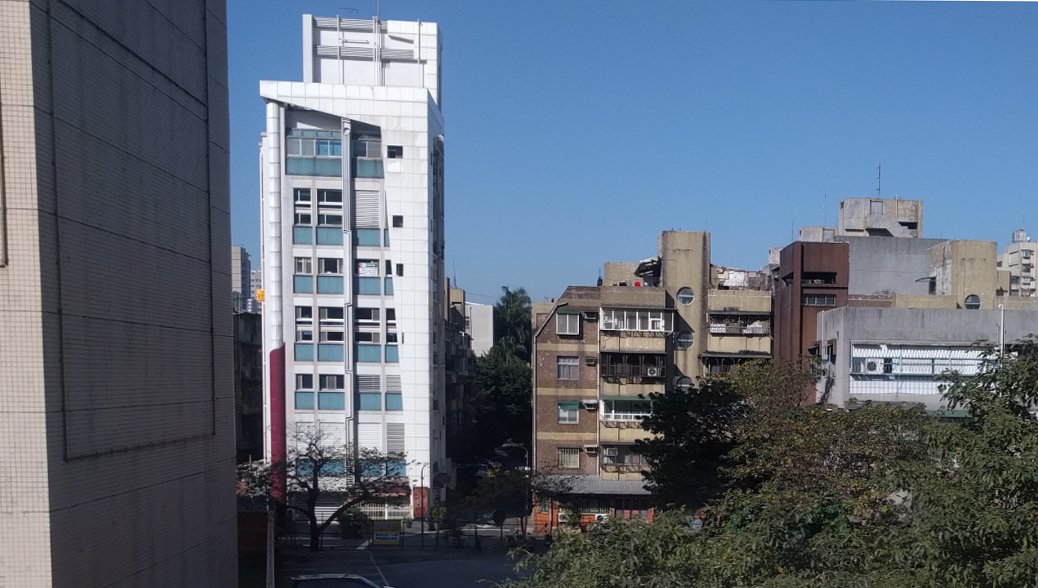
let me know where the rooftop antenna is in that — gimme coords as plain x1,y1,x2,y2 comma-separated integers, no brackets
876,162,882,198
375,0,381,20
452,260,457,288
823,193,828,226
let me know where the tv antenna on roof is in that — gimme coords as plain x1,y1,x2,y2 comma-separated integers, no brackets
876,162,882,198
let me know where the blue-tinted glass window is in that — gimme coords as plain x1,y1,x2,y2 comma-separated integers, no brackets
356,344,382,363
295,343,314,361
294,275,313,293
385,393,403,411
357,277,381,295
358,393,382,411
385,345,399,363
295,391,314,410
318,391,346,410
317,343,344,362
383,229,390,246
293,226,313,244
317,276,344,294
316,227,344,245
384,277,394,295
355,229,381,247
355,158,384,178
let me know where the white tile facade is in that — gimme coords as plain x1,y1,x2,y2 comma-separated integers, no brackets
260,16,446,512
0,1,236,586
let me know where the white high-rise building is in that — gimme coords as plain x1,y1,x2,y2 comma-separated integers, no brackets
260,15,446,516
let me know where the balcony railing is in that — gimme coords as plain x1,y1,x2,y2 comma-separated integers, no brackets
600,365,665,379
601,411,651,422
709,323,771,336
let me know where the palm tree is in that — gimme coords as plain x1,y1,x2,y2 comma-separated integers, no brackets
494,286,532,363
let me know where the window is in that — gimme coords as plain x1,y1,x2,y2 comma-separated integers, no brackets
294,257,312,274
395,263,404,277
319,330,345,342
386,332,398,343
296,374,314,390
318,258,342,274
295,344,314,361
557,356,579,380
387,145,403,158
318,392,345,410
556,312,580,336
356,344,382,362
316,276,344,294
295,392,314,410
351,136,382,158
316,189,342,205
386,309,396,324
677,287,695,305
385,393,403,411
293,188,312,204
802,294,836,307
964,294,981,310
676,330,694,349
385,345,399,363
355,228,382,247
600,309,674,332
292,226,313,244
320,374,344,390
356,308,380,323
317,344,344,362
355,331,381,343
392,215,403,227
384,277,394,295
295,329,313,342
294,212,312,225
296,306,313,323
557,448,579,469
319,307,344,323
357,259,380,277
358,393,382,411
557,401,579,424
1024,250,1033,260
357,277,381,295
317,213,343,227
602,399,652,421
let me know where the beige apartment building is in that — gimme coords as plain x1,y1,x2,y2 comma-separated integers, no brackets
531,231,771,528
999,229,1037,297
0,2,236,586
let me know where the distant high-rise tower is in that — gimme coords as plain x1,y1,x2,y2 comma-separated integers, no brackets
0,2,236,586
232,246,253,310
259,15,446,517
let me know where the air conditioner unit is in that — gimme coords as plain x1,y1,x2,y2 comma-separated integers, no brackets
581,311,599,321
865,360,883,374
585,356,598,366
580,399,599,410
583,445,599,455
646,367,661,377
602,447,618,457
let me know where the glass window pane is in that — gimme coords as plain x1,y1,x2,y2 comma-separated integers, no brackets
316,227,344,245
316,276,344,294
359,393,381,411
301,139,315,156
317,343,344,362
357,277,381,295
318,391,345,410
313,158,342,177
293,275,313,293
294,343,314,361
355,158,384,178
385,393,403,411
292,226,313,244
294,391,314,410
355,228,381,246
356,344,382,363
385,345,399,363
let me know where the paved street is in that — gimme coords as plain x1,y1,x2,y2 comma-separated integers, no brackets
278,528,530,588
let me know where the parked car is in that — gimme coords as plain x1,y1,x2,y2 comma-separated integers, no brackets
291,574,394,588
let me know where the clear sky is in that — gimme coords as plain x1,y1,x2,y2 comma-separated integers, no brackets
228,0,1038,303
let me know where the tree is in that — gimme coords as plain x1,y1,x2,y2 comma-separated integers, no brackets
494,286,532,362
237,426,407,551
451,346,532,465
503,350,1038,587
636,377,746,508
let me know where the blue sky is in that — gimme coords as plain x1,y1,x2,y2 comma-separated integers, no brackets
228,0,1038,303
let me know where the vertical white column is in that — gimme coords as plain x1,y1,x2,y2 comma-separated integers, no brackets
262,101,284,461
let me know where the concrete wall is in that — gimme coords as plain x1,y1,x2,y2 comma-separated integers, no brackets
659,231,709,381
0,1,236,586
840,237,946,296
930,240,999,309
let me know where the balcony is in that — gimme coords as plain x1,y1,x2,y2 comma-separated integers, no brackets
708,323,771,336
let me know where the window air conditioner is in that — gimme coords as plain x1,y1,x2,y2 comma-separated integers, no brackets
865,360,883,374
646,367,661,377
580,399,599,410
584,445,599,455
601,447,618,457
